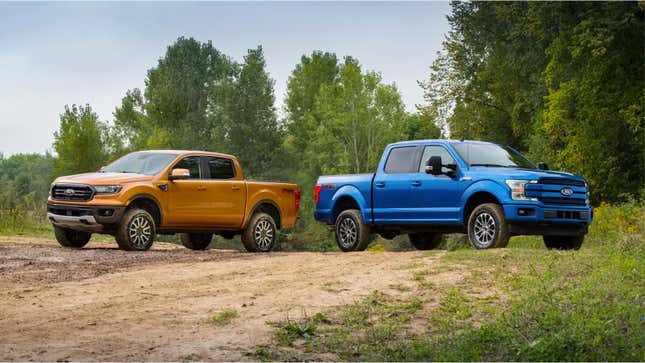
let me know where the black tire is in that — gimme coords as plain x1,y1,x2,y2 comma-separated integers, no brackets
334,209,371,252
241,212,277,252
409,233,443,250
54,226,91,248
115,208,156,251
543,235,584,250
467,203,510,249
180,233,212,250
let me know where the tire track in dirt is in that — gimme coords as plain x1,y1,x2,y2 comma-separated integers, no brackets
0,238,464,361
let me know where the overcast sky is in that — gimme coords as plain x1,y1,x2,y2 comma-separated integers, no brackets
0,1,451,156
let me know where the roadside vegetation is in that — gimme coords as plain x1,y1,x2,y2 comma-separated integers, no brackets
254,201,644,361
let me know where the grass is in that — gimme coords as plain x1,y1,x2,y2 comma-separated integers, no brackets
258,202,645,361
208,308,239,326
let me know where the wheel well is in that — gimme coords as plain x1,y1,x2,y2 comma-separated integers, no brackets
128,197,162,226
463,192,500,223
332,196,360,222
253,202,281,229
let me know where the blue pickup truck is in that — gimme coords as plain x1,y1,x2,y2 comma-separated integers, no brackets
314,140,592,251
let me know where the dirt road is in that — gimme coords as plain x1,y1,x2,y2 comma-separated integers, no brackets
0,237,462,361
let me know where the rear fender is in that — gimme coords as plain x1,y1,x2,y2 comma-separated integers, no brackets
331,185,371,224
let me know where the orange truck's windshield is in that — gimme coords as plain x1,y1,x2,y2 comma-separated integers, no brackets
102,152,177,175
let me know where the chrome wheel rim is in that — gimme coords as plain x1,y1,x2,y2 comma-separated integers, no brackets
129,216,152,248
254,219,274,250
338,217,357,249
473,212,496,247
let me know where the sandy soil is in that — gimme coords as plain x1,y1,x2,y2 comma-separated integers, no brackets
0,237,463,361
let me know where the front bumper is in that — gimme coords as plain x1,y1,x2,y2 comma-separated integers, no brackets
503,203,592,236
47,202,126,232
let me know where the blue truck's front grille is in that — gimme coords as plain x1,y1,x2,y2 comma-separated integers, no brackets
526,178,588,207
539,197,587,206
538,177,585,187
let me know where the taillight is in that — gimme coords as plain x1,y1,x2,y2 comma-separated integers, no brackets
294,189,301,213
314,185,322,204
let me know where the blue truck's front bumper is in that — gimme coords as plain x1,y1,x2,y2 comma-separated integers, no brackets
504,203,592,236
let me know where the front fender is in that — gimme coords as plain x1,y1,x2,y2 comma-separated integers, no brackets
459,179,510,223
331,185,371,223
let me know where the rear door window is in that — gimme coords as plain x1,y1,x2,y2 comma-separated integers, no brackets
207,157,235,179
384,146,419,174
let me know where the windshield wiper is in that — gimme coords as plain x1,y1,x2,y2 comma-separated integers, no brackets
470,163,514,168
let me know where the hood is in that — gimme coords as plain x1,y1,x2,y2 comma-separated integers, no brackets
54,172,153,185
468,167,585,182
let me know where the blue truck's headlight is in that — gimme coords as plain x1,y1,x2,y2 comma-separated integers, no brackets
94,185,122,194
505,180,538,201
585,181,590,205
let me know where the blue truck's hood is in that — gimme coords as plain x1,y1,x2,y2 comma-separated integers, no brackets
466,167,585,182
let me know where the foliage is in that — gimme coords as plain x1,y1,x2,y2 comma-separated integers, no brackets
259,202,645,361
208,308,239,326
213,46,284,179
421,2,644,204
52,104,109,177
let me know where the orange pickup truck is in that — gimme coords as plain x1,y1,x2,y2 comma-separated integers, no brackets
47,150,300,251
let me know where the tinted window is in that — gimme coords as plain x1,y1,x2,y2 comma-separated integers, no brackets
453,143,536,169
208,157,235,179
384,146,418,174
419,146,456,174
173,156,202,178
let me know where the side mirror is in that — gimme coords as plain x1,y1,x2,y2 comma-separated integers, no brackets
169,168,190,181
425,156,443,176
538,162,549,170
99,166,106,172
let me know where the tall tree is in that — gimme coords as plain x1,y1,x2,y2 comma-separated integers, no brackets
115,37,235,151
52,104,108,177
214,46,282,179
309,57,407,175
421,2,644,203
284,51,339,154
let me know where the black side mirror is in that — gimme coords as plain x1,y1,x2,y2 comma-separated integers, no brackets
538,162,549,170
425,156,443,176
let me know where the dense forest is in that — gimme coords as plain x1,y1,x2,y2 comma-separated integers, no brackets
1,2,643,248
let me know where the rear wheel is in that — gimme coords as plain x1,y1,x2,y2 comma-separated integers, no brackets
467,203,510,249
334,209,371,252
54,226,91,248
543,235,584,250
409,233,443,250
115,208,156,251
180,233,212,250
241,212,277,252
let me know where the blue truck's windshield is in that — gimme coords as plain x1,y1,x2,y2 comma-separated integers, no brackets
453,143,536,169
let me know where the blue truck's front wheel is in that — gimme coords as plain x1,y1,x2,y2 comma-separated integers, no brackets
335,209,371,252
467,203,510,249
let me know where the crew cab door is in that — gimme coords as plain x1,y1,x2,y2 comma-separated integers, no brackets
372,146,422,223
200,156,246,228
166,156,211,226
412,145,468,223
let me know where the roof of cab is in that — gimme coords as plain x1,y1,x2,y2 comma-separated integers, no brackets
388,139,496,147
135,150,237,159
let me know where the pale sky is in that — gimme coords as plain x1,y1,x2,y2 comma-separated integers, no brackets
0,1,451,156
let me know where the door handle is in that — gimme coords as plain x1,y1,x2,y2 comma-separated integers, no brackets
197,186,206,191
411,181,422,187
231,186,240,191
375,181,386,188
